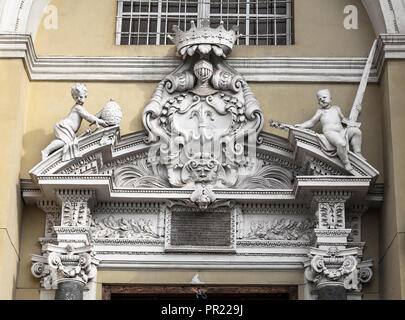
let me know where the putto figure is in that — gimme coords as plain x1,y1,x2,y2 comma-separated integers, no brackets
41,83,108,161
295,89,363,171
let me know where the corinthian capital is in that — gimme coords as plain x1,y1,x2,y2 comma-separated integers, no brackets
47,245,99,285
304,247,373,293
31,244,99,289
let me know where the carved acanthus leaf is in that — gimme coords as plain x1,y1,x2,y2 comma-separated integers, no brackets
245,218,315,241
90,215,159,239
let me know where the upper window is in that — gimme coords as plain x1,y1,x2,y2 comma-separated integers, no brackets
115,0,293,46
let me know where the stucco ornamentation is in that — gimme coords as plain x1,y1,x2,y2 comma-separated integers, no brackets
47,245,98,285
136,19,297,208
31,244,99,289
31,261,53,289
90,215,159,239
312,191,351,233
305,246,372,292
56,190,95,227
244,218,315,242
41,83,122,162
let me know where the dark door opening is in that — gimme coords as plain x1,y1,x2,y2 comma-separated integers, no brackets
102,285,298,300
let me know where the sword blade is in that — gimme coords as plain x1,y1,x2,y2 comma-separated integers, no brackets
349,39,378,122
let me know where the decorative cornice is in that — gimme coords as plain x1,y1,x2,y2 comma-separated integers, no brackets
375,33,405,78
1,33,398,83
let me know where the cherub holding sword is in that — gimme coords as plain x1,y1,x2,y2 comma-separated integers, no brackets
294,40,377,172
295,88,363,172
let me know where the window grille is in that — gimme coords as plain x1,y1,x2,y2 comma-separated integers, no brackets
116,0,293,45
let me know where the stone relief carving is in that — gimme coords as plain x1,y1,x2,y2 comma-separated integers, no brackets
305,247,357,284
56,190,95,227
244,218,315,242
312,191,351,231
346,214,361,243
37,200,61,238
90,215,159,239
31,261,53,289
318,202,345,230
41,83,122,162
58,154,102,175
25,19,379,301
113,158,171,188
31,245,99,290
45,212,60,238
305,247,372,293
307,157,344,176
48,245,98,286
137,19,299,208
61,201,89,227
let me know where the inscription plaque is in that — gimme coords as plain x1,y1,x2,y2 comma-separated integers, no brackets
167,210,235,252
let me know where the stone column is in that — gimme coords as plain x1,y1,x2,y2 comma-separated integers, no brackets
48,245,99,300
31,189,99,300
304,191,368,300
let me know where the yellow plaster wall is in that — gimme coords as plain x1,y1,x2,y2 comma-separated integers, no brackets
361,209,380,299
14,206,45,300
0,59,30,299
0,231,20,300
378,61,405,299
34,0,375,57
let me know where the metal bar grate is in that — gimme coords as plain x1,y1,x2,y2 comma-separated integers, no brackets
116,0,293,46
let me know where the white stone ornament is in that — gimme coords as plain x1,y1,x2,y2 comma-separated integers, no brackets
271,41,377,175
41,83,122,162
26,20,382,300
294,88,363,173
97,99,123,126
139,19,293,208
167,19,239,59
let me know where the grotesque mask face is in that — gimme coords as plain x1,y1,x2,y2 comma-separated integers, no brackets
193,59,213,83
187,153,219,183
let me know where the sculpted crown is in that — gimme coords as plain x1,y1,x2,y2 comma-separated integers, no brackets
168,19,239,58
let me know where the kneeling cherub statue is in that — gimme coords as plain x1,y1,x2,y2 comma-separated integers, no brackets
41,83,108,161
295,89,364,172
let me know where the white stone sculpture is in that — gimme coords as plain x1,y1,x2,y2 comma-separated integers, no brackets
295,89,363,172
31,244,99,290
137,19,294,208
304,246,373,293
41,83,109,162
294,41,377,173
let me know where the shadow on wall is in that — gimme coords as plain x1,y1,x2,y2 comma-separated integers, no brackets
21,129,51,176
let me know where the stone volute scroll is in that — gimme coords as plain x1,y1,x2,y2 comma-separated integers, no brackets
41,83,123,162
31,190,100,300
138,19,293,209
25,19,382,301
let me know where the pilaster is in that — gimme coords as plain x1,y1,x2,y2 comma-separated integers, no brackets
31,189,99,300
304,191,373,300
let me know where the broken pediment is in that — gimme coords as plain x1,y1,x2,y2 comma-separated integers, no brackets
27,19,379,208
24,20,383,300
